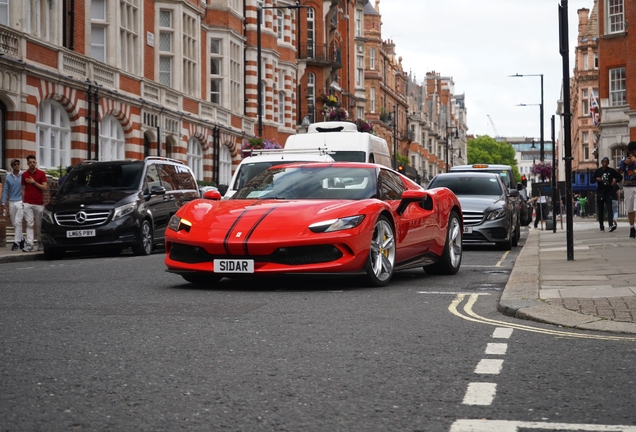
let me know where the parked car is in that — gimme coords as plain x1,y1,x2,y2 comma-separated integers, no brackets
518,187,533,226
165,162,463,287
41,157,199,259
223,148,334,199
450,164,521,244
428,172,519,250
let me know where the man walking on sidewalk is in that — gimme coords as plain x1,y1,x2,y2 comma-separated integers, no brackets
1,159,25,250
618,141,636,238
21,155,47,252
592,156,622,232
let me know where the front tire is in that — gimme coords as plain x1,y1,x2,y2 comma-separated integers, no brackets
425,210,462,275
364,215,396,287
132,220,153,256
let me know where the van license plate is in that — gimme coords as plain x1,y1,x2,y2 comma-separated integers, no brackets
463,227,473,234
67,229,96,238
214,259,254,273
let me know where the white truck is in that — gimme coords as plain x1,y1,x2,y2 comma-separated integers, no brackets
284,121,392,168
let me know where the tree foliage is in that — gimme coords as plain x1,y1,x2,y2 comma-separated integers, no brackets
467,135,521,183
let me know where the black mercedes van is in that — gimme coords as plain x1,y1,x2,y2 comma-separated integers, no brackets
41,157,199,259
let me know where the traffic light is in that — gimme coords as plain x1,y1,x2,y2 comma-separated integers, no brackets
521,175,527,187
397,165,404,172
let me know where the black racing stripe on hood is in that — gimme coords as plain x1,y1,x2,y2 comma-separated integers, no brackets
243,205,279,255
223,208,252,255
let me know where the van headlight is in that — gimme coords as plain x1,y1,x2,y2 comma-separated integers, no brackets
42,209,54,224
485,208,506,221
113,202,136,221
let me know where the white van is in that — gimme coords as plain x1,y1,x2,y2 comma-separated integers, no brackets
223,148,334,199
284,121,392,168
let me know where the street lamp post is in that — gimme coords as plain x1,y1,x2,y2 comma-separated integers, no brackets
445,123,459,173
257,1,307,137
510,73,544,163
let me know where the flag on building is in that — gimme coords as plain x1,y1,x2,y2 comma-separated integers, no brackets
589,88,600,127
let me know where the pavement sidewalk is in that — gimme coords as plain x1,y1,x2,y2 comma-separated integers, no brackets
499,217,636,335
2,218,636,334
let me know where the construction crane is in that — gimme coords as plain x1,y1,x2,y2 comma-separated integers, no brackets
487,114,499,138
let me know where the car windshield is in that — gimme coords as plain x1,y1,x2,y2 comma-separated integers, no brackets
232,166,377,200
233,161,297,190
58,164,144,195
429,176,503,197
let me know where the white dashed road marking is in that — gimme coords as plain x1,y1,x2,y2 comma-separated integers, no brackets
474,359,504,374
461,382,497,406
492,327,514,338
450,419,636,431
485,342,508,355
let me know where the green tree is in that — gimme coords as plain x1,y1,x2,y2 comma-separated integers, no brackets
467,135,521,183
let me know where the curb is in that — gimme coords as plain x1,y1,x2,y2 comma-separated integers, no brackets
498,228,636,335
0,253,43,264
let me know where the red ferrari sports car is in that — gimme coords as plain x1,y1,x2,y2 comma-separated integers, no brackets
165,162,463,287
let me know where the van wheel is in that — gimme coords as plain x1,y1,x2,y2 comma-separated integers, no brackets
132,220,153,256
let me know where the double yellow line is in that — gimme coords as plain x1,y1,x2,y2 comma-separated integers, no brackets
449,294,636,342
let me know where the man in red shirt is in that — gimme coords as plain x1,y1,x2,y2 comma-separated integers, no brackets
21,154,47,252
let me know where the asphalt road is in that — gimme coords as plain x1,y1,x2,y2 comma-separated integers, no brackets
1,230,635,431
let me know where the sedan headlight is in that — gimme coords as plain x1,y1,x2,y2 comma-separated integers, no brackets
113,202,136,221
485,208,506,221
168,214,192,233
42,209,54,224
309,215,365,233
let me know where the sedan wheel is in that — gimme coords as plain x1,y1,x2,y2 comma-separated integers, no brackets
364,215,396,287
425,210,462,275
132,220,153,256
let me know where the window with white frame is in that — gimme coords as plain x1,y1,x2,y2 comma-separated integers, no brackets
370,87,376,113
27,0,57,42
159,10,174,87
182,13,198,96
230,40,242,112
583,143,589,161
219,145,232,186
37,100,71,169
120,0,139,73
307,8,315,58
187,137,203,180
278,92,285,125
99,115,125,161
606,0,624,34
369,47,375,70
594,53,598,69
0,0,8,26
355,9,363,37
210,38,222,104
582,88,589,115
229,0,240,13
307,72,315,121
609,67,626,106
583,52,588,71
612,147,625,167
277,9,283,39
91,0,107,62
356,107,364,119
355,49,364,88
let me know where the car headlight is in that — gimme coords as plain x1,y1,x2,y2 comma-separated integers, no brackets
309,215,365,233
168,214,192,233
485,208,506,221
113,202,136,221
42,209,54,224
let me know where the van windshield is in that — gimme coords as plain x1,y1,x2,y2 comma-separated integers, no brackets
329,151,366,163
58,164,144,195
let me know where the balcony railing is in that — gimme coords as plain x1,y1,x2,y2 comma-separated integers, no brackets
298,44,341,67
0,28,19,57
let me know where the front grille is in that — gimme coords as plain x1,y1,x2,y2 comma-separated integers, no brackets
169,243,343,266
270,245,342,265
170,243,213,264
462,210,484,226
55,209,112,227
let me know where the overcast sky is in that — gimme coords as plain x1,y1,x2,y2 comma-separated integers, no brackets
379,0,593,139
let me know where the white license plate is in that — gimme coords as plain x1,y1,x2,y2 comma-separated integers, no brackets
66,229,96,238
214,259,254,273
463,227,473,234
